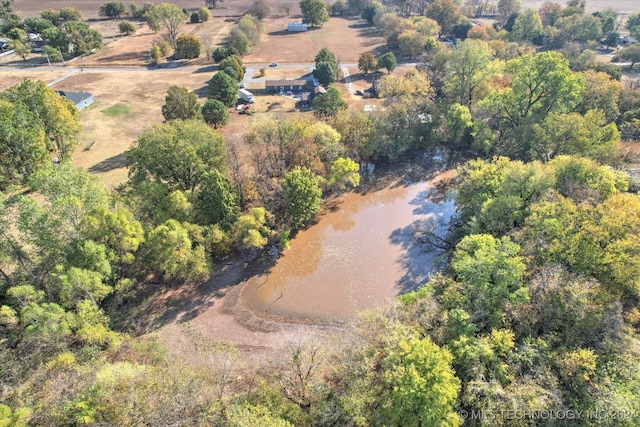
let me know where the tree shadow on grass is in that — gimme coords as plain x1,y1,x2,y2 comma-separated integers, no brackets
194,85,210,98
88,153,127,173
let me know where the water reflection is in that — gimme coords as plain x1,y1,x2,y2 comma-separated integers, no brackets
242,169,455,322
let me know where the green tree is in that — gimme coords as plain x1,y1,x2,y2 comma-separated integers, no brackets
233,207,273,249
99,2,127,18
339,316,462,427
314,61,337,86
555,13,602,44
380,337,462,426
358,52,377,74
452,234,528,330
443,39,494,105
626,13,640,39
613,44,640,71
476,51,584,159
227,26,250,55
0,99,48,188
331,111,377,160
315,47,338,71
195,170,239,229
0,0,14,17
202,99,230,129
497,0,520,26
424,0,464,36
43,21,103,55
398,29,427,59
300,0,329,27
24,17,54,33
282,167,323,226
376,51,397,73
207,71,240,107
1,79,80,159
81,207,144,277
59,6,82,22
0,405,31,426
218,55,245,81
312,86,347,119
510,8,542,43
118,20,136,35
577,70,621,123
361,1,383,25
227,404,293,427
142,219,211,282
326,157,360,190
175,34,201,59
146,3,186,47
237,15,262,46
51,267,112,309
126,120,226,192
11,39,30,61
20,302,72,351
162,86,202,122
531,110,619,162
212,46,230,62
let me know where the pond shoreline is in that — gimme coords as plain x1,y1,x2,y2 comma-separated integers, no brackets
240,151,457,323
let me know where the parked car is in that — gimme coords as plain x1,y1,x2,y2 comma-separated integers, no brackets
239,83,245,89
355,90,365,96
269,62,278,67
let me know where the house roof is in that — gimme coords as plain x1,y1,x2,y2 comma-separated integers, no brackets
57,91,93,106
265,79,307,87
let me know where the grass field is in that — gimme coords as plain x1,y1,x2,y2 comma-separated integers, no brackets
101,103,131,116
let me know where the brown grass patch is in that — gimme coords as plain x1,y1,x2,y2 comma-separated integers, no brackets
244,16,386,64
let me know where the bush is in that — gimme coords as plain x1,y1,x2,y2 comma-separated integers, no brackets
198,7,211,22
176,34,201,59
118,20,136,35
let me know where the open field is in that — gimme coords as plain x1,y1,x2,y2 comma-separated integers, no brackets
13,0,253,18
244,16,386,64
519,0,638,15
0,64,382,188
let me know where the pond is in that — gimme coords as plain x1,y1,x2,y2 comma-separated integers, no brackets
242,166,456,322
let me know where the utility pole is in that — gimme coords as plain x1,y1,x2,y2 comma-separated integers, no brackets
44,51,54,71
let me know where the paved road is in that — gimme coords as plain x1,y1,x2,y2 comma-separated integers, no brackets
2,61,419,89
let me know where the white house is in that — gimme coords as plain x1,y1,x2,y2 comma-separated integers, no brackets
57,91,94,110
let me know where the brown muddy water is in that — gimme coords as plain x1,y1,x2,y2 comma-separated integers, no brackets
242,168,456,322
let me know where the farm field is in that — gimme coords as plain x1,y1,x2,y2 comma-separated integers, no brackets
519,0,638,15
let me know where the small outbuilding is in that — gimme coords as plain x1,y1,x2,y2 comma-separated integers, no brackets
288,22,308,32
57,91,94,111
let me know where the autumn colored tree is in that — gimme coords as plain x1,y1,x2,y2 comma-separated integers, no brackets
357,52,377,74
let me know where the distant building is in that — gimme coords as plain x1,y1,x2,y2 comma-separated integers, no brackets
265,79,308,93
288,22,308,32
57,91,94,110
